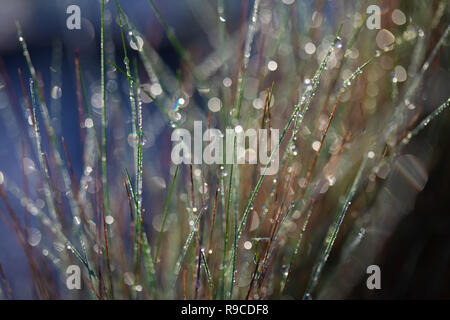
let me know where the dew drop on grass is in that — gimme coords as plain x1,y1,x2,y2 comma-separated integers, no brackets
312,140,321,151
244,241,252,250
84,118,94,128
267,60,278,71
304,42,316,55
223,77,232,87
129,35,144,51
105,215,114,225
234,125,243,134
150,83,163,96
51,86,62,99
392,9,406,25
253,98,264,109
327,175,336,186
127,132,138,147
304,293,313,300
334,37,343,49
27,228,41,247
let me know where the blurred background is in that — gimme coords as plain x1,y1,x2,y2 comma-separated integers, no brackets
0,0,449,299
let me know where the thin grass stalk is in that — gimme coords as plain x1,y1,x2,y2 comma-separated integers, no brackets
0,262,13,300
16,22,81,224
279,202,314,295
155,165,179,262
207,167,220,251
201,249,213,289
235,0,261,120
219,161,233,299
303,156,368,299
170,208,205,290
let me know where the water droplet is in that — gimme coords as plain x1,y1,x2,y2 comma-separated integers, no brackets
312,140,321,151
267,60,278,71
150,83,163,96
208,97,222,112
84,118,94,128
223,77,232,87
304,42,316,55
124,272,135,286
376,29,395,50
234,125,243,134
392,9,406,26
127,132,138,147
